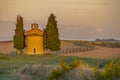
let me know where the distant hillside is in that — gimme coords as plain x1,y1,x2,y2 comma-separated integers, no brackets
95,38,120,43
0,41,15,54
0,40,81,54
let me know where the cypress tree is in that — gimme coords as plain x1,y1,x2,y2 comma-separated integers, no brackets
13,15,25,54
44,13,61,54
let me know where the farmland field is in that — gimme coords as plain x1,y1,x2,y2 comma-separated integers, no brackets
0,40,120,59
0,53,119,80
0,40,120,80
60,46,120,59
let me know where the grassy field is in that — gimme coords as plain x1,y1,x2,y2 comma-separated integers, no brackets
0,53,112,70
0,40,120,80
0,53,119,80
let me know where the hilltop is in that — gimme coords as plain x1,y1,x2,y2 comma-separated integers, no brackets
0,40,120,59
95,38,120,43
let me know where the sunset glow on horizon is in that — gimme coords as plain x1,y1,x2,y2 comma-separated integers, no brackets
0,0,120,41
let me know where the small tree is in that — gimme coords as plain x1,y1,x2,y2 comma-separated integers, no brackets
13,15,25,54
44,13,61,54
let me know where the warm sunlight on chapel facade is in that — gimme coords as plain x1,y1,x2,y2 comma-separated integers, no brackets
26,23,44,54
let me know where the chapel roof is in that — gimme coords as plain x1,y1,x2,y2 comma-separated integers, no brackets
26,23,44,36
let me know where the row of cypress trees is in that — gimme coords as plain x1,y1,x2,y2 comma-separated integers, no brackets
13,14,61,54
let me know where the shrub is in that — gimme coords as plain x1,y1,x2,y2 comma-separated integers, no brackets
11,64,56,80
110,43,120,48
48,60,69,80
92,67,104,80
48,59,89,80
48,59,120,80
69,59,80,69
48,68,63,80
84,60,120,80
103,60,120,80
94,42,120,48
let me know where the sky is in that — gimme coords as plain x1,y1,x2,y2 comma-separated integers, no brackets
0,0,120,41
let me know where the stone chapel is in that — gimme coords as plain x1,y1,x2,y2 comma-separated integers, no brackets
26,23,44,54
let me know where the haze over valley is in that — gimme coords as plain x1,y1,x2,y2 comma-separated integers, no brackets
0,0,120,41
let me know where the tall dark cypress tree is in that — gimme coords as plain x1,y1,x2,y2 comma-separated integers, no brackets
44,13,61,54
13,15,25,54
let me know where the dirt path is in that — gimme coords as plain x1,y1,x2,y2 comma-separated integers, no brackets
60,46,120,59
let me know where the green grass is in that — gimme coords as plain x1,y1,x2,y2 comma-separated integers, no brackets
0,53,111,67
0,53,115,71
0,53,119,80
0,53,118,73
0,73,19,80
50,59,120,80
